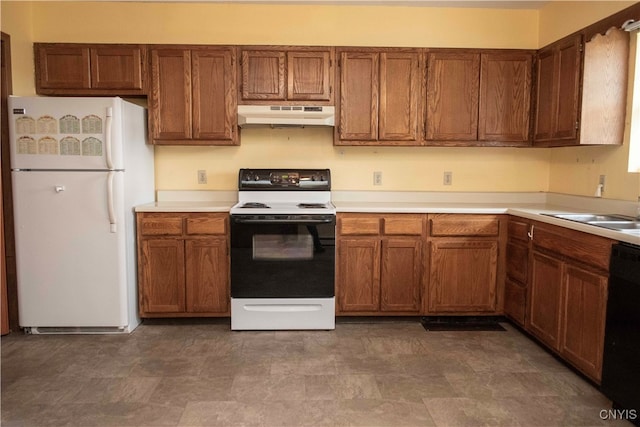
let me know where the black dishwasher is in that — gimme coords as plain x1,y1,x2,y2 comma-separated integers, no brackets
601,242,640,426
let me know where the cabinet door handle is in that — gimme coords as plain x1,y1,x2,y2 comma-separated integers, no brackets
527,224,534,240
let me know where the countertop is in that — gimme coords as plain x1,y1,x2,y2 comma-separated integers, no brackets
135,191,640,245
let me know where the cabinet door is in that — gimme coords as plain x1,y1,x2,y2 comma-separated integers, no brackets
337,238,380,312
192,48,237,143
426,52,480,141
139,238,186,314
479,52,531,143
288,50,332,101
379,52,421,143
527,251,563,350
560,264,607,382
337,51,379,141
150,49,192,141
185,238,229,314
428,239,498,313
380,239,421,312
533,48,556,141
554,35,582,140
506,238,529,285
241,50,286,101
504,278,527,326
534,35,582,144
36,45,91,90
90,46,144,90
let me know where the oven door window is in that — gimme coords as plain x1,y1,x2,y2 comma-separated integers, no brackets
231,219,335,298
253,234,313,260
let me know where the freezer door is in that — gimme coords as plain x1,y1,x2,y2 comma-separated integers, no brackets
8,96,129,170
12,170,129,328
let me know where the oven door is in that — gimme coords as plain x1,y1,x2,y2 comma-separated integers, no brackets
230,215,335,298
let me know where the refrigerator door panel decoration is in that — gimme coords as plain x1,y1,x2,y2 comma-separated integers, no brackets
9,96,125,171
8,96,154,333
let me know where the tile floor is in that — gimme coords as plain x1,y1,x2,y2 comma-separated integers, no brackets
0,319,633,427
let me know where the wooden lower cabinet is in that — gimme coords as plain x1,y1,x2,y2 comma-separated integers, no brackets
137,212,230,317
560,264,608,382
504,218,531,326
524,220,614,383
336,213,424,315
337,238,380,312
428,239,499,313
504,278,526,326
427,214,503,315
185,238,229,313
139,238,186,313
527,250,563,349
381,239,422,312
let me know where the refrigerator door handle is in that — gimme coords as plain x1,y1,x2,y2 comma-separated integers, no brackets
107,171,117,233
105,107,114,170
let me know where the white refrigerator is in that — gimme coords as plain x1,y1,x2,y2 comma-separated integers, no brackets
8,96,155,333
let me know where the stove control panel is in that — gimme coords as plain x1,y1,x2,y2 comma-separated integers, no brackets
239,169,331,190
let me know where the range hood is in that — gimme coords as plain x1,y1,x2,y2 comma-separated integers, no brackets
237,105,335,127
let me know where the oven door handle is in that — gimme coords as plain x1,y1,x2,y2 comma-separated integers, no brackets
233,218,335,224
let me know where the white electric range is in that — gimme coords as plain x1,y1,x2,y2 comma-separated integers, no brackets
229,169,336,330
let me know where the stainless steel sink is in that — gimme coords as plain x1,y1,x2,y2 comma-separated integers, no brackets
588,221,640,230
550,213,635,222
544,213,640,233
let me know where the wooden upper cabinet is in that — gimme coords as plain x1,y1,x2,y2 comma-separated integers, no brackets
35,43,146,95
426,50,533,146
90,47,144,90
150,48,192,141
239,47,333,103
337,51,379,141
579,28,629,146
554,37,582,141
533,37,578,143
192,49,237,141
149,45,237,146
288,50,332,101
479,52,532,143
426,51,480,142
336,48,421,145
36,45,91,90
533,48,556,142
379,52,421,142
241,50,286,100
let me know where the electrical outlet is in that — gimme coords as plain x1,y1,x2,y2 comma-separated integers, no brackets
373,171,382,186
599,174,606,188
197,170,207,185
443,171,453,186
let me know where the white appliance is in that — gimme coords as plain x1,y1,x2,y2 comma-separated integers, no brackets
229,169,336,331
237,105,335,127
8,96,154,334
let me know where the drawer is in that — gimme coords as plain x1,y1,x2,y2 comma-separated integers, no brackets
430,214,500,237
508,219,531,243
532,222,614,271
186,215,227,235
139,215,183,236
338,215,380,235
382,216,424,236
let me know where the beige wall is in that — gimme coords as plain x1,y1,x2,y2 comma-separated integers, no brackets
1,1,638,199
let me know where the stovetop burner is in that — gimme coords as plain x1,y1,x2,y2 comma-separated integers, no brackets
241,202,270,209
